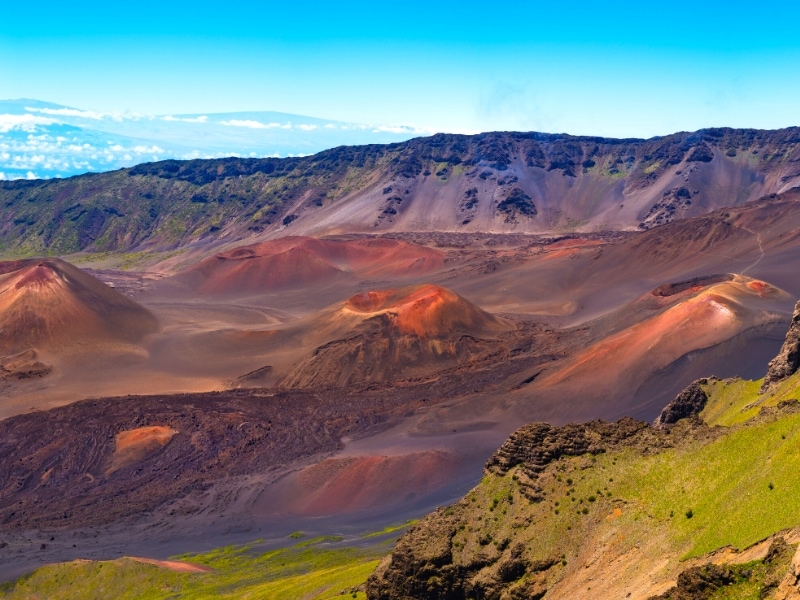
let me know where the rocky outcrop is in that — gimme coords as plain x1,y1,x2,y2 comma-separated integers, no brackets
775,543,800,599
651,537,796,600
649,564,736,599
653,380,711,429
761,300,800,392
366,508,466,600
366,508,560,600
486,418,651,476
366,418,674,600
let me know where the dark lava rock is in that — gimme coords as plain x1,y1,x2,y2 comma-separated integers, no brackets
496,188,537,219
653,380,710,428
761,299,800,392
650,274,732,298
486,417,651,476
0,387,434,531
650,564,736,599
686,144,714,163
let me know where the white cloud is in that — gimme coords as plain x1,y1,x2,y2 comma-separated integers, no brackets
26,171,38,179
0,114,56,133
220,119,292,129
133,145,164,154
26,106,105,120
324,123,337,129
25,106,145,122
371,124,437,135
297,124,318,131
162,115,208,123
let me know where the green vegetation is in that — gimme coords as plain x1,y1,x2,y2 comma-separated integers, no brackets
642,160,662,175
66,247,190,271
0,534,397,600
700,377,764,426
362,519,419,539
441,376,800,588
701,370,800,427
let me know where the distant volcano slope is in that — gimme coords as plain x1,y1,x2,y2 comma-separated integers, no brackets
164,236,444,296
0,258,158,355
517,273,791,420
449,187,800,323
280,284,515,388
2,127,800,256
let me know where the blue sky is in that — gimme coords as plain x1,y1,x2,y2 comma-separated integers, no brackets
2,1,800,138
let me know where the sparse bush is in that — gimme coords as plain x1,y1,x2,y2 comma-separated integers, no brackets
686,509,694,519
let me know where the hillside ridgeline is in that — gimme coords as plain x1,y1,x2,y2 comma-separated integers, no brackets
1,128,799,256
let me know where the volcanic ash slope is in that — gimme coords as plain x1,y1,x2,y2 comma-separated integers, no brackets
163,236,444,298
280,284,515,388
0,258,158,356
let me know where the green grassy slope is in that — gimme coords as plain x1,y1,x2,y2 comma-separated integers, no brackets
0,533,402,600
367,373,800,599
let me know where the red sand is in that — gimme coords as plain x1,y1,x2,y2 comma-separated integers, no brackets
108,426,178,474
538,277,780,394
176,236,444,295
256,451,457,517
746,280,768,295
342,284,511,338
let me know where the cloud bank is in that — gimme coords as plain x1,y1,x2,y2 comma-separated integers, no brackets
0,102,432,180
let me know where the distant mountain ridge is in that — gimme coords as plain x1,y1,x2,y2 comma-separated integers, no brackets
0,99,423,180
0,126,799,256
